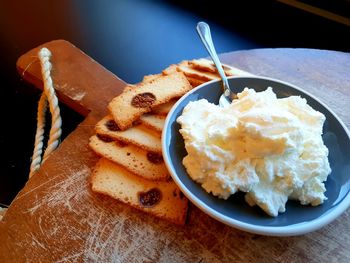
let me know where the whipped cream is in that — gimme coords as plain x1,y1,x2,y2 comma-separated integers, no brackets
177,87,331,216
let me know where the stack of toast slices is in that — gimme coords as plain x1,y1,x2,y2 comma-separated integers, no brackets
89,58,250,225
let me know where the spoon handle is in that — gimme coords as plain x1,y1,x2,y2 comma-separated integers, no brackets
196,22,230,97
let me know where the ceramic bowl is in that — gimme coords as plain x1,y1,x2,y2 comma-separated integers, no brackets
162,76,350,236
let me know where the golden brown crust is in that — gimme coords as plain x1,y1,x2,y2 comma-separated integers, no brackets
89,135,169,181
108,72,192,130
151,99,177,116
142,73,162,83
139,114,165,133
91,158,188,225
95,115,162,153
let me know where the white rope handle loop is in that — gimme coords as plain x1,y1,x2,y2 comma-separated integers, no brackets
29,48,62,178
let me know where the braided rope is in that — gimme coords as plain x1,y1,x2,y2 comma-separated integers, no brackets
29,48,62,178
29,93,47,177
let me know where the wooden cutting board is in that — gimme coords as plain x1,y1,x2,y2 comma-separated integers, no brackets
1,40,350,262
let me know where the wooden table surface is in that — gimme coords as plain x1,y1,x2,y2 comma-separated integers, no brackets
0,40,349,263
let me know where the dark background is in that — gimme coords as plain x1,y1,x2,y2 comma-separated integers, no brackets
0,0,349,207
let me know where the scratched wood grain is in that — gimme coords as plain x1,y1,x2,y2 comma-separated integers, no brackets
0,40,349,263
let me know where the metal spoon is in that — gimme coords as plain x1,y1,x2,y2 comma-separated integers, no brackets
196,21,233,106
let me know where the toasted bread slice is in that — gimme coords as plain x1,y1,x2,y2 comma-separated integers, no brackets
177,60,219,82
142,73,162,83
188,58,253,76
140,114,165,133
188,58,220,73
124,74,161,93
186,77,206,88
123,84,137,93
91,158,188,225
95,115,162,153
187,58,232,74
108,72,192,130
174,59,253,87
151,99,177,116
162,64,178,76
89,135,169,181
